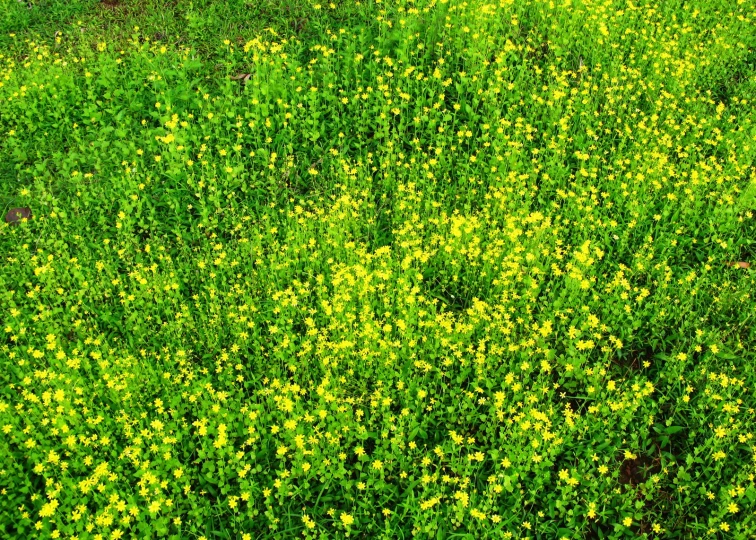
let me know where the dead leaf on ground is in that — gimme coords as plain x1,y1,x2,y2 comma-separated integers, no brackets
5,207,32,224
291,18,308,33
230,73,252,83
726,261,751,269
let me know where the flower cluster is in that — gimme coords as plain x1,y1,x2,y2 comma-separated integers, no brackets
0,0,755,538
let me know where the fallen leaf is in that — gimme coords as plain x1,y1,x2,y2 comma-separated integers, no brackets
5,207,31,224
230,73,252,82
291,17,308,33
726,261,751,269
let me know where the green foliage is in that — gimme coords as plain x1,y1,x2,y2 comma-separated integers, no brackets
0,0,96,47
0,0,755,538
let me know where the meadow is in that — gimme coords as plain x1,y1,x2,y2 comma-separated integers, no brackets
0,0,755,538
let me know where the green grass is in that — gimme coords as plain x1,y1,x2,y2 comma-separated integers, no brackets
1,0,755,538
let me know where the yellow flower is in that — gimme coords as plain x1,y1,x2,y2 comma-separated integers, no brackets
340,512,354,526
39,499,59,518
587,503,597,519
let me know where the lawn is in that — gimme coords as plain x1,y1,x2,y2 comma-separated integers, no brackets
0,0,755,538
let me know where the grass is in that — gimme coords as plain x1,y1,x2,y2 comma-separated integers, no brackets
0,0,755,538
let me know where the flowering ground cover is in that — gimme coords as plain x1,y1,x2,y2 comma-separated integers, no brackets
1,0,755,538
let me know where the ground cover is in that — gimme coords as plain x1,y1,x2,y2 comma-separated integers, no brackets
0,0,755,538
